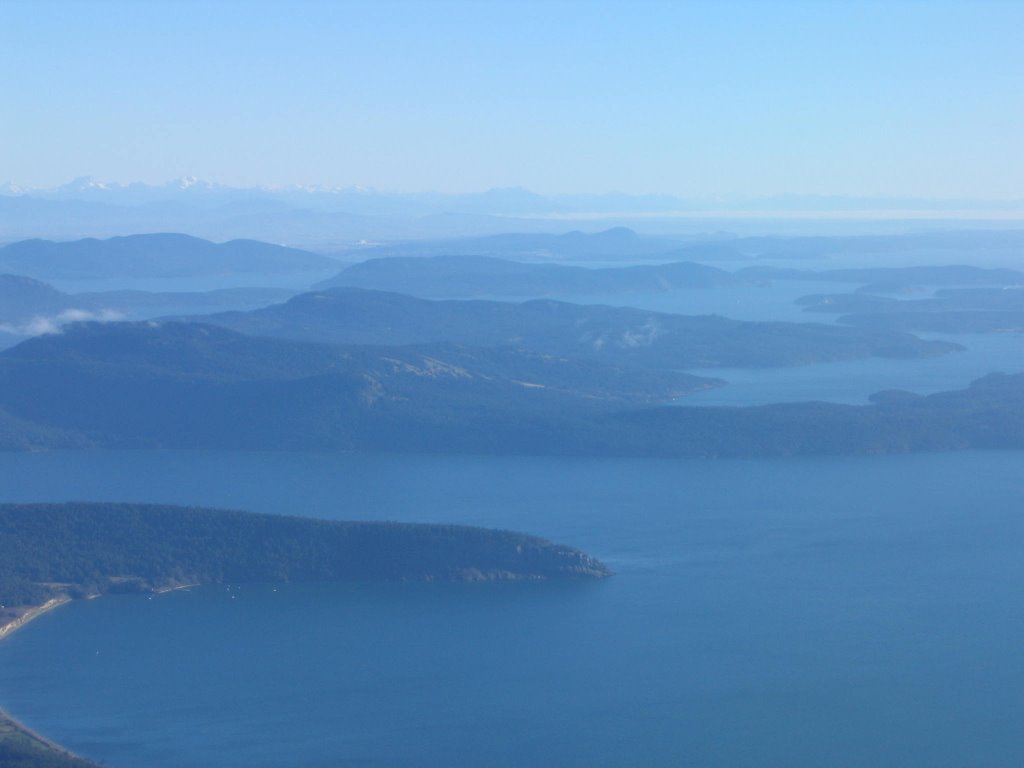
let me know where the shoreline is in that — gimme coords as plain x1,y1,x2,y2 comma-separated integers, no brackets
0,582,202,767
155,581,201,594
0,595,71,641
0,595,102,766
0,706,97,765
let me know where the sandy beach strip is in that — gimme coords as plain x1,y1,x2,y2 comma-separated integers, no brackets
0,595,72,641
0,596,103,765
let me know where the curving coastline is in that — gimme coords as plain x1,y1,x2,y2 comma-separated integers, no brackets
0,596,70,642
0,599,102,768
0,708,99,768
0,503,610,766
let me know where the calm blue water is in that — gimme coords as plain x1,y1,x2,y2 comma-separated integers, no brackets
492,279,848,323
484,281,1024,405
681,333,1024,405
1,449,1023,767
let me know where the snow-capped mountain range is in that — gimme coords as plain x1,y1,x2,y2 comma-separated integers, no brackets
2,178,1021,247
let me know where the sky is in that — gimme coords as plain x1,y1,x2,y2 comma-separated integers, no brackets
1,0,1022,199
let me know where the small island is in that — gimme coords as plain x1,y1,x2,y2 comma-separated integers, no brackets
0,502,610,766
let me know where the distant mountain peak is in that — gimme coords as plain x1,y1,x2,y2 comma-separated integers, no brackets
63,175,114,192
171,175,204,190
0,181,28,196
597,226,638,239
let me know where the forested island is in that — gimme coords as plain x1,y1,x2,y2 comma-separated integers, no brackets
314,254,747,297
0,503,610,619
201,287,958,368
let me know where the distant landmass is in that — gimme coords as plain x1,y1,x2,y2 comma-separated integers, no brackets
0,320,715,451
0,273,295,347
314,253,746,297
796,285,1024,334
0,320,1017,457
326,228,746,263
840,311,1024,334
6,178,1022,219
745,263,1024,288
0,274,70,315
337,230,1024,265
6,181,1024,246
606,372,1024,457
201,287,959,370
319,252,1024,304
0,234,339,280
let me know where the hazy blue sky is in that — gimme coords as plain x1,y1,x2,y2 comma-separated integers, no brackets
2,0,1022,198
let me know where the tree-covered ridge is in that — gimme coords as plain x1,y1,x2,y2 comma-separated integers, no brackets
315,254,746,297
202,286,958,369
0,320,715,451
0,407,90,451
0,319,1020,456
1,319,712,396
0,503,610,612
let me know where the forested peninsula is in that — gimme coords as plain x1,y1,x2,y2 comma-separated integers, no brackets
0,503,607,766
0,503,610,619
